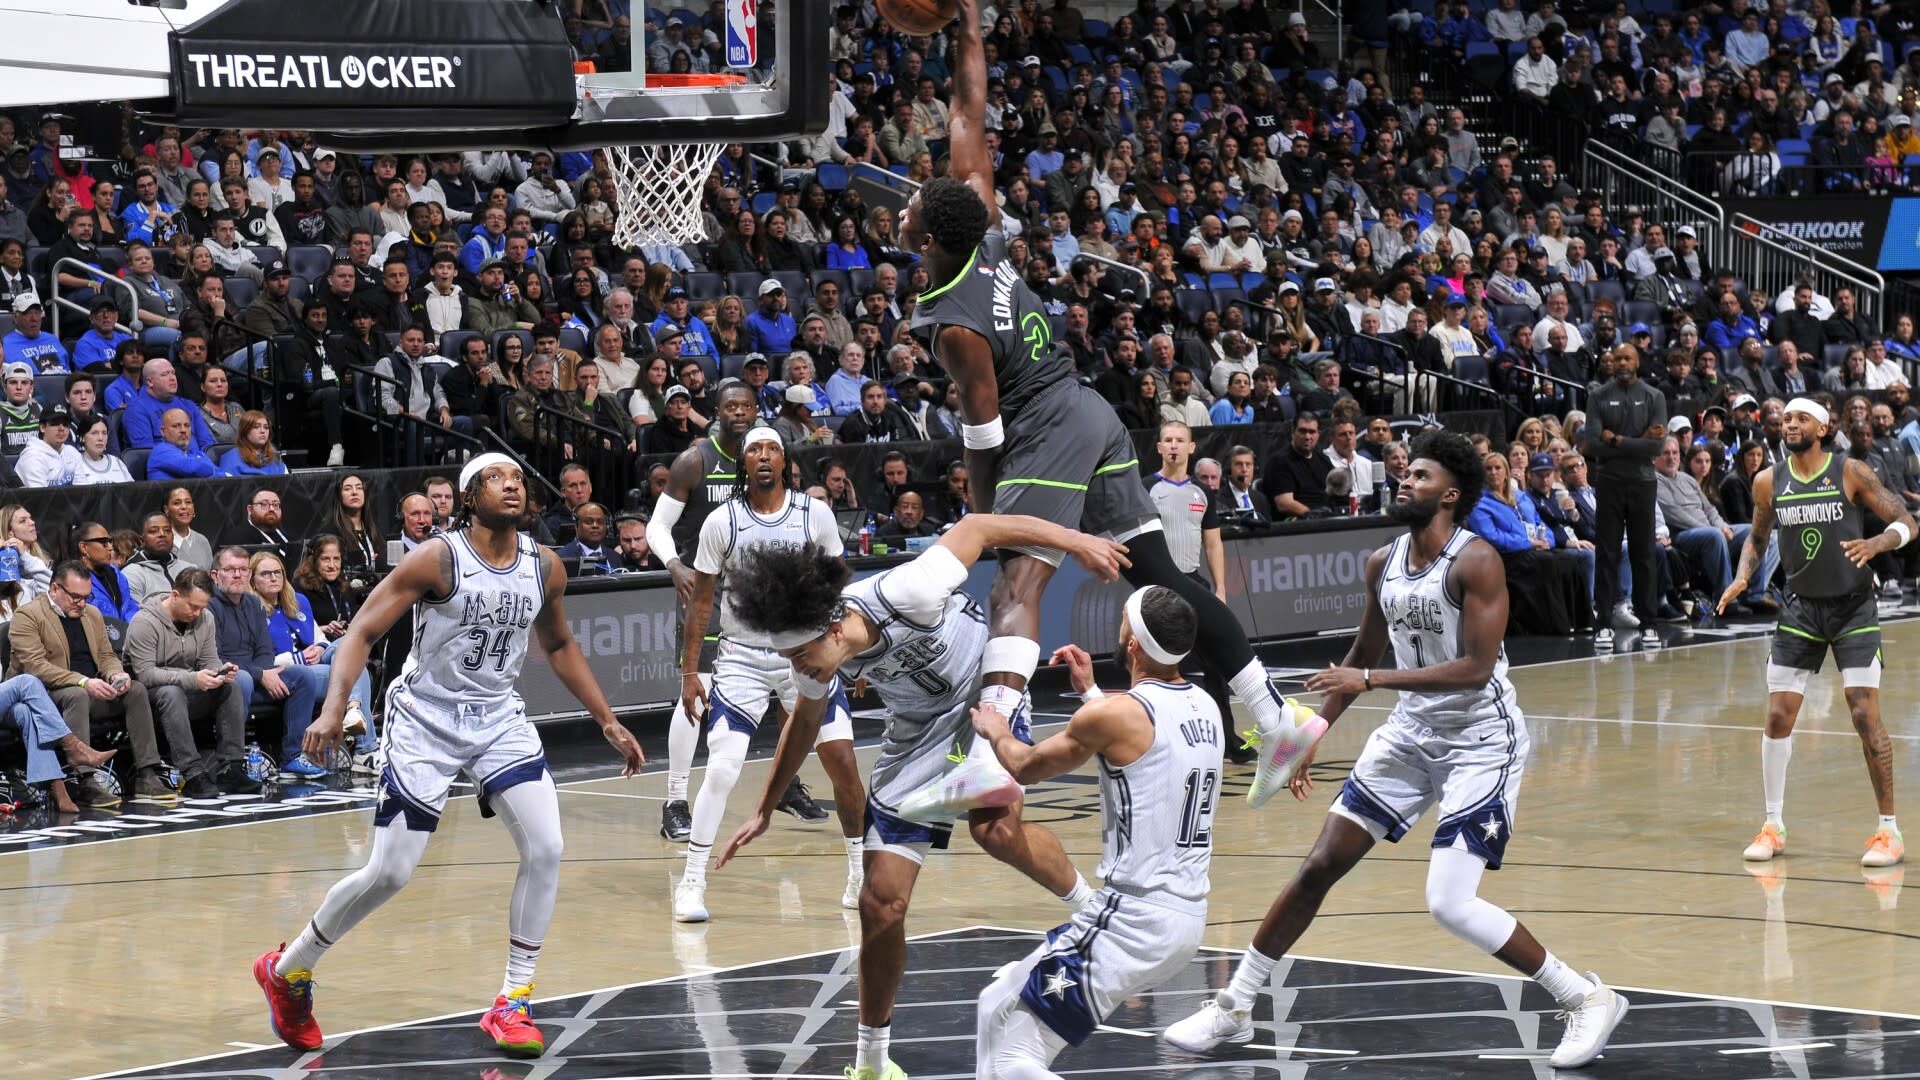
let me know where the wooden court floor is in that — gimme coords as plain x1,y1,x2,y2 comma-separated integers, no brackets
8,624,1916,1078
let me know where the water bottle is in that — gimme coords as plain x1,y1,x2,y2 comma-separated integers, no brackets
243,742,277,783
0,545,16,583
1376,480,1391,514
859,524,872,557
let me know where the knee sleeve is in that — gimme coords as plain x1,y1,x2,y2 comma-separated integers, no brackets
690,725,750,847
1426,843,1517,954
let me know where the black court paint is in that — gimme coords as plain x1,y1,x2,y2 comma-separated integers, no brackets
86,926,1920,1079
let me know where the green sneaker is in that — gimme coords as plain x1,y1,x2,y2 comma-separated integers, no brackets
844,1063,908,1080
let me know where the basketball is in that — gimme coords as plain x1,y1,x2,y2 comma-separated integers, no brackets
878,0,959,36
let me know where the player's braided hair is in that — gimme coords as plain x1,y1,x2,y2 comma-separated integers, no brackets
917,177,991,256
1410,431,1487,521
727,426,797,503
728,544,852,639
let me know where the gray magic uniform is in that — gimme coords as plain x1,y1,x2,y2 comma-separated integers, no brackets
910,232,1156,561
1769,452,1881,678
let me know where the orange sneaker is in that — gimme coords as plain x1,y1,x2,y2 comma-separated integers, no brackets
1742,823,1786,862
1862,828,1906,868
480,984,544,1057
252,946,323,1051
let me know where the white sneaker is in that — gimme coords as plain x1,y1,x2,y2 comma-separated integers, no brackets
1639,628,1662,651
842,871,863,910
1593,627,1614,649
673,879,709,923
893,754,1022,823
1163,997,1255,1052
341,702,367,737
1549,975,1629,1068
327,444,345,466
1245,699,1329,809
346,748,382,776
1609,602,1637,630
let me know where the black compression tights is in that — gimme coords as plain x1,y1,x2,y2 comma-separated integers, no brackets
1119,529,1263,692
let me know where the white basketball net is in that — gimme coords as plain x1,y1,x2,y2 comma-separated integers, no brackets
606,141,726,247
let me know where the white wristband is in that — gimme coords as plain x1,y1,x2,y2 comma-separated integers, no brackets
962,415,1004,450
1079,685,1106,701
1891,521,1913,548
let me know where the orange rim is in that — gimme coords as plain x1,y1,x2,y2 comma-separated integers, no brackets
642,73,750,88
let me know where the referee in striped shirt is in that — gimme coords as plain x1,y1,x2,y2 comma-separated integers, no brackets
1146,421,1249,761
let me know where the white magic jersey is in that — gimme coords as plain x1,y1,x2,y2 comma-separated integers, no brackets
834,545,988,744
399,530,544,712
1377,527,1518,728
694,491,842,647
1098,679,1223,915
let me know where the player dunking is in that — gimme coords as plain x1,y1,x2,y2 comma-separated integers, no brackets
895,0,1318,819
715,513,1129,1080
673,426,867,922
650,384,821,841
971,587,1223,1080
1719,397,1910,867
253,454,644,1058
1163,433,1628,1069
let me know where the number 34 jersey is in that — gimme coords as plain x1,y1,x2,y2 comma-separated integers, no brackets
399,530,544,714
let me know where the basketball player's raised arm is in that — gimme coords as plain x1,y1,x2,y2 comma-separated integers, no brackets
649,445,704,603
940,325,1005,513
1842,456,1918,566
532,547,645,775
717,681,832,867
937,512,1131,580
945,0,998,213
303,538,455,761
1721,467,1775,613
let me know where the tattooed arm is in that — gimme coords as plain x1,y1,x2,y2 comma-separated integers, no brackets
1719,466,1775,613
1842,457,1919,567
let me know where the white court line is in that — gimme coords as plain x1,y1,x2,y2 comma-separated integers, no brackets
222,1042,271,1050
1336,702,1920,741
558,788,667,802
1479,1053,1547,1060
1720,1042,1835,1055
1095,1024,1356,1055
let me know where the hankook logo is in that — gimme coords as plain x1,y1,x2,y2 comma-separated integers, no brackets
184,51,461,92
1773,220,1866,242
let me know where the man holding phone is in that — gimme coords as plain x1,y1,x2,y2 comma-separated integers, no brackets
124,568,259,797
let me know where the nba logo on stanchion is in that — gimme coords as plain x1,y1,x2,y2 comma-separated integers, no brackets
726,0,757,68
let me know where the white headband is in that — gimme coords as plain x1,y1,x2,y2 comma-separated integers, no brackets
741,426,783,455
1125,587,1188,666
759,599,846,652
459,452,520,491
1783,397,1830,426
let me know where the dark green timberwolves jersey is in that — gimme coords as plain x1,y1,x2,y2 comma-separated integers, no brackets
1771,452,1870,598
909,231,1072,421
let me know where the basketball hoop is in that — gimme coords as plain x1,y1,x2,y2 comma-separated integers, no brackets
591,73,747,248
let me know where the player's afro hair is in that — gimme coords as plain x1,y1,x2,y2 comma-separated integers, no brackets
1409,431,1487,521
727,543,854,639
917,177,991,256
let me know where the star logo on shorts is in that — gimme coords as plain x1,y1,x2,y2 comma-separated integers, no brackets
1042,968,1078,1000
1481,818,1502,841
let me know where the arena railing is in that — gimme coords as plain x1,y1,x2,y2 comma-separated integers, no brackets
1579,138,1727,260
1077,250,1152,297
1727,212,1886,328
343,362,493,471
50,257,139,341
530,401,635,509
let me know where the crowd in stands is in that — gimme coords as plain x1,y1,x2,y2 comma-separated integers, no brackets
8,0,1920,802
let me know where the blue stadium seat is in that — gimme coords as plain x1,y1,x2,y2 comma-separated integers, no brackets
1453,354,1491,385
685,272,725,300
1212,286,1245,313
286,245,331,281
1084,19,1109,40
559,326,588,356
751,192,777,214
34,374,64,409
124,448,150,482
1066,43,1093,66
1492,303,1532,331
439,329,479,359
817,163,850,191
1176,289,1212,326
810,268,851,296
725,272,762,297
1206,272,1241,291
1621,300,1659,328
720,353,749,379
224,276,259,312
1585,280,1626,308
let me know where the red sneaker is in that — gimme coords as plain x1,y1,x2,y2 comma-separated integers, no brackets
480,984,544,1057
252,946,323,1051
